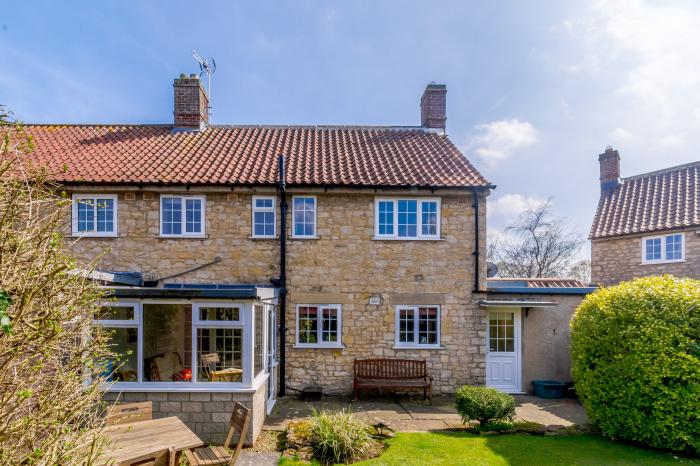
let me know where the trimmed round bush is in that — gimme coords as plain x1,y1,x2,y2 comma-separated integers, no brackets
455,385,515,426
570,275,700,454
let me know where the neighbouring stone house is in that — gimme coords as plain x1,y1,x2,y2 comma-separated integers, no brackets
590,148,700,285
20,75,584,444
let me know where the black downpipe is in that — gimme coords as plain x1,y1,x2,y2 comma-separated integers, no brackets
471,187,481,293
277,154,287,398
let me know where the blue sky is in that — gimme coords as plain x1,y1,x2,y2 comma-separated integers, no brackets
2,1,699,258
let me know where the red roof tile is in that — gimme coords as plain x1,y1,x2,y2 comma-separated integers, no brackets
489,278,589,288
21,125,490,188
590,161,700,239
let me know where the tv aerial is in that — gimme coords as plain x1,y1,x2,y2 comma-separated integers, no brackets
192,49,216,121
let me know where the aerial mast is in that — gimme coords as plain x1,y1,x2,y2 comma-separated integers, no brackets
192,49,216,123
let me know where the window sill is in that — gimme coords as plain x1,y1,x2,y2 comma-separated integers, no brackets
249,235,278,240
69,233,119,238
393,345,444,350
372,236,443,241
157,235,209,239
294,343,345,349
289,235,320,240
640,259,685,265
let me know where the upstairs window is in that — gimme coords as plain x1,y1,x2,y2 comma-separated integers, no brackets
160,195,205,237
375,198,440,239
72,194,117,236
252,196,276,238
292,196,316,238
642,233,684,263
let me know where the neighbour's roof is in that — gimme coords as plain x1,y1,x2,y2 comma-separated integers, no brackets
21,124,490,188
590,161,700,239
488,277,588,288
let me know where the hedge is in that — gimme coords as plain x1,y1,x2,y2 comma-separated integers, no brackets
570,275,700,454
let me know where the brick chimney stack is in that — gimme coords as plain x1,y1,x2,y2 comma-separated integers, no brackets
420,82,447,130
173,73,209,130
599,146,621,191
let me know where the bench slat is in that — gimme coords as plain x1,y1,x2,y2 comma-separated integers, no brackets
353,358,432,402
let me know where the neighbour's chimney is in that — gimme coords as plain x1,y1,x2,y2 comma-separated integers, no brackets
173,73,209,130
420,82,447,130
599,146,621,191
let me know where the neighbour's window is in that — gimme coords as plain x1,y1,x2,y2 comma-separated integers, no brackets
160,195,205,237
72,194,117,236
375,198,440,239
296,304,342,347
292,196,316,238
642,233,684,263
394,306,440,348
252,196,276,238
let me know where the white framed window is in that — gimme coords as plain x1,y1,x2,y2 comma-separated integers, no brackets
295,304,342,348
160,195,206,237
292,196,317,238
394,305,441,348
374,198,440,240
71,194,118,237
252,196,276,238
92,300,271,390
642,233,684,264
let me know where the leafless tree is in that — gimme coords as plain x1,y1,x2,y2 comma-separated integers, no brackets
490,200,584,278
567,259,592,283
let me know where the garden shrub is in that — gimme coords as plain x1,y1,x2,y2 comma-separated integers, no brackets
455,385,515,426
308,409,374,464
570,275,700,454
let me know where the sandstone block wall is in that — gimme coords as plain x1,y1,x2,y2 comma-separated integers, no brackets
591,228,700,285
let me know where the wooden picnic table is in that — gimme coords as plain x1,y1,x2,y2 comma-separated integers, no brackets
101,416,203,465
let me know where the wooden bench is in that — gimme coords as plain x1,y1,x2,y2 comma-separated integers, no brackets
354,358,433,402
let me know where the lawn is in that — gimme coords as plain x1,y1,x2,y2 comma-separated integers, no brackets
279,431,699,466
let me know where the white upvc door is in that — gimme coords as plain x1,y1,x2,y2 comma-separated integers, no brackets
486,308,522,393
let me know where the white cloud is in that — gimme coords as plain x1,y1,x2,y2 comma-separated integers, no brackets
610,127,633,144
488,193,547,220
467,119,538,167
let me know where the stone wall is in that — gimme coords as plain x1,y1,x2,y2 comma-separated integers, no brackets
103,383,267,445
591,228,700,285
68,187,487,395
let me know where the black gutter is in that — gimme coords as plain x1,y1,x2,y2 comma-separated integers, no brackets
105,287,258,299
471,187,481,293
277,154,287,398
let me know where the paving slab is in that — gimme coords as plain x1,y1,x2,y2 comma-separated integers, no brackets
400,396,462,422
514,395,588,427
237,451,280,466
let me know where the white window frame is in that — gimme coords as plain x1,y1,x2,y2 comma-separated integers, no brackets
94,300,268,391
291,195,317,238
71,194,118,237
393,305,441,349
641,233,685,264
295,304,343,348
374,198,441,240
251,195,277,238
159,195,206,238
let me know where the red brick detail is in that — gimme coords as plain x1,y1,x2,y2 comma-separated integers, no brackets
420,83,447,130
598,147,620,190
174,74,209,129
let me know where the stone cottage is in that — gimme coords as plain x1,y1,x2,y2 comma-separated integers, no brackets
21,75,581,443
590,148,700,285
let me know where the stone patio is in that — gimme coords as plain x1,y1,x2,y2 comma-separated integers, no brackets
265,394,588,432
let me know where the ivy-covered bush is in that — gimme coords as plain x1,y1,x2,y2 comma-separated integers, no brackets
455,385,515,426
570,275,700,454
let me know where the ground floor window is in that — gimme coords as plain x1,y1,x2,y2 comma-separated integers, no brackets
94,300,272,388
295,304,342,348
394,305,440,348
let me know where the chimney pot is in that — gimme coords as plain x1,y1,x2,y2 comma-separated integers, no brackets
173,74,209,130
420,83,447,131
598,146,621,191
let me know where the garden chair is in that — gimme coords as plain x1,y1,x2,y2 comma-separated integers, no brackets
106,401,153,426
184,402,250,466
200,352,220,381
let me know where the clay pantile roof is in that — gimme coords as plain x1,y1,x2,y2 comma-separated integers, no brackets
20,124,490,188
489,278,588,288
590,161,700,239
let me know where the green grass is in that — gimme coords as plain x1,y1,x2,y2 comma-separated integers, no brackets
279,432,700,466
